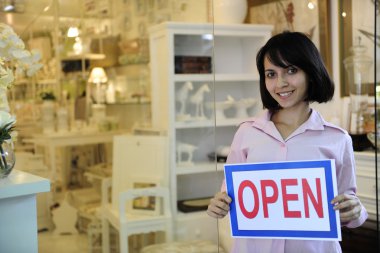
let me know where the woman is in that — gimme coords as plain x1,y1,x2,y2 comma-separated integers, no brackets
207,31,367,253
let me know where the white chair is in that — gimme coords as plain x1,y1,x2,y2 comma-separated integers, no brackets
102,185,173,253
102,135,172,253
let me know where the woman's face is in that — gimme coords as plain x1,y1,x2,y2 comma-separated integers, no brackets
264,56,308,110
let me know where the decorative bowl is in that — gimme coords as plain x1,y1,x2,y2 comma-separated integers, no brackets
233,98,257,118
367,132,379,149
206,101,234,120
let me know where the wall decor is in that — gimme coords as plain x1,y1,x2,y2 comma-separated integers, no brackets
247,0,331,75
148,0,155,10
135,0,148,16
157,0,169,9
124,15,132,31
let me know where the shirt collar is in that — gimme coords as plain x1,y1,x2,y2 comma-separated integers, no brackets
241,109,338,141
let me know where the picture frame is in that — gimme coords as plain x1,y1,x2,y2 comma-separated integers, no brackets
247,0,331,75
124,15,132,31
129,177,161,215
135,0,148,16
157,0,169,9
148,0,155,10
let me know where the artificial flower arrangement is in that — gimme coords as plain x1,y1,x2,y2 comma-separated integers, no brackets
0,23,42,177
0,23,42,91
0,110,16,177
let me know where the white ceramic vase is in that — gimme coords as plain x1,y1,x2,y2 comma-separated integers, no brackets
41,101,56,133
213,0,248,24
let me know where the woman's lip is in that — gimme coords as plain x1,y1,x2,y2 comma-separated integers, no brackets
278,91,293,97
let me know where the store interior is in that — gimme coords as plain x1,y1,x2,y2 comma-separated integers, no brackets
0,0,379,253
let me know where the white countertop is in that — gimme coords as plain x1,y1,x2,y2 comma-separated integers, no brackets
0,170,50,199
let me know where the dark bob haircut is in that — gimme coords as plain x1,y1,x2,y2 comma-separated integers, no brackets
256,31,334,111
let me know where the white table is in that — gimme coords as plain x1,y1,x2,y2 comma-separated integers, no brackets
0,170,50,253
25,130,125,189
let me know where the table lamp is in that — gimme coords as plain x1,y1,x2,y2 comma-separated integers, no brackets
88,67,108,104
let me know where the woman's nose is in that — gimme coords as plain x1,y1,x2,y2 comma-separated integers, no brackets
277,75,289,87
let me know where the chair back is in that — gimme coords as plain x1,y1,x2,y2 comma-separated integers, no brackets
111,135,169,210
118,186,172,223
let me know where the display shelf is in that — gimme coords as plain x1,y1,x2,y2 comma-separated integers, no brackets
176,162,224,175
176,209,210,219
61,53,106,61
14,79,29,85
173,74,214,82
175,120,214,128
149,22,272,240
175,118,242,129
173,73,259,83
214,73,259,82
354,151,380,221
37,79,58,85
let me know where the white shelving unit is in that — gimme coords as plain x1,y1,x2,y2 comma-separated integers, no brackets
149,22,272,241
354,151,380,222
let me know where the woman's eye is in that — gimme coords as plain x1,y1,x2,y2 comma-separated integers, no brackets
266,71,275,78
287,67,298,74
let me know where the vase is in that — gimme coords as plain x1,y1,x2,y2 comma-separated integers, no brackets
213,0,248,24
0,140,15,178
41,101,56,133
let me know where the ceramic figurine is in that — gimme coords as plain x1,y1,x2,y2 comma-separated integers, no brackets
176,142,198,165
176,81,193,121
190,83,210,120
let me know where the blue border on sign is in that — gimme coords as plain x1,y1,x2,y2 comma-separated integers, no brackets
224,160,338,239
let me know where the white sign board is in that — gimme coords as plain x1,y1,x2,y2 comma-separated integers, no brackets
224,160,341,240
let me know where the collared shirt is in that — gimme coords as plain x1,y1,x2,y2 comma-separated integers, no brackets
221,109,368,253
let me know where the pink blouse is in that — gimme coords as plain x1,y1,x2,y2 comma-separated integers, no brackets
222,109,368,253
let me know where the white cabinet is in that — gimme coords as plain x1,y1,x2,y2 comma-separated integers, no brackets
354,151,380,221
149,22,272,240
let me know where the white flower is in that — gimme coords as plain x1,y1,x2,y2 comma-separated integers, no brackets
0,111,15,129
0,67,14,88
0,23,42,89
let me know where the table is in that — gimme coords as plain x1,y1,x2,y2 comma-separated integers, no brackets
0,170,50,253
25,130,125,189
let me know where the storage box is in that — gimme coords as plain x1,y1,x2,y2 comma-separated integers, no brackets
174,56,212,74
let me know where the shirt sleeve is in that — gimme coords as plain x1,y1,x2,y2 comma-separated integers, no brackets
338,134,368,228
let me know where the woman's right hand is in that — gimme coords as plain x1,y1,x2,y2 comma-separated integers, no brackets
207,191,232,219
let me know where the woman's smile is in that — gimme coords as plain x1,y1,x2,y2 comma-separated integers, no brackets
277,91,294,97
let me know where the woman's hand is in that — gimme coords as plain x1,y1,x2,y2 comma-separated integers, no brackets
331,194,362,223
207,191,232,219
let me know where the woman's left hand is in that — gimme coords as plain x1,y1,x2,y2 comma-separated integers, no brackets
331,194,362,223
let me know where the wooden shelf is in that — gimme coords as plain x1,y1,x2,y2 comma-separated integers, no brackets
61,53,106,61
176,162,224,175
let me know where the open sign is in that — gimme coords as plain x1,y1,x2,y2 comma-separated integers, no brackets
224,160,341,240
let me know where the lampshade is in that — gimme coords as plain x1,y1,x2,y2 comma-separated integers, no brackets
67,26,79,37
88,67,108,83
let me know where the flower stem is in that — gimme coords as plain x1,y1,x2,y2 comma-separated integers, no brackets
0,144,8,170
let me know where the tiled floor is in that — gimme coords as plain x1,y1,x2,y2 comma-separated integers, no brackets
38,231,89,253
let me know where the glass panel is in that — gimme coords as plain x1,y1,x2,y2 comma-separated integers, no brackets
339,0,379,252
375,0,380,250
2,1,222,253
